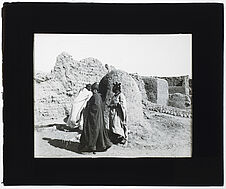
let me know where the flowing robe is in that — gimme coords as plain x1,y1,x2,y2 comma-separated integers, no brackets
79,92,112,152
67,88,92,128
109,93,128,139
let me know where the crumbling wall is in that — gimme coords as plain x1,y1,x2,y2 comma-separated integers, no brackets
34,52,192,124
168,93,191,109
142,77,157,103
130,73,148,102
34,52,113,124
142,77,169,106
157,79,169,105
159,75,189,86
34,71,53,83
160,75,190,95
34,77,71,124
99,70,144,128
168,86,188,95
53,52,112,95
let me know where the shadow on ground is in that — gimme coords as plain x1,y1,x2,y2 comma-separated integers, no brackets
43,137,82,154
56,124,82,133
35,116,82,134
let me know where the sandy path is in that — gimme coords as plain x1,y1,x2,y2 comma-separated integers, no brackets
35,112,192,158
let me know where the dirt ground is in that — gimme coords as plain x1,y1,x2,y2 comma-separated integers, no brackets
34,111,192,158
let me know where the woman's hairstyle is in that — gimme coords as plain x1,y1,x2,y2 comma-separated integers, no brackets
112,82,121,93
91,82,99,91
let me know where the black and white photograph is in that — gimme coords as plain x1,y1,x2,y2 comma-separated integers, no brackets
3,2,223,186
34,34,192,158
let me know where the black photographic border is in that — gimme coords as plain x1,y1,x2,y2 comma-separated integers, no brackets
3,3,223,186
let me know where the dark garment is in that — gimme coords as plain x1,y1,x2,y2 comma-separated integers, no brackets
79,92,112,152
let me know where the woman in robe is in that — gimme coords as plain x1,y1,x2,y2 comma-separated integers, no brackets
66,84,92,129
108,82,128,145
79,82,112,153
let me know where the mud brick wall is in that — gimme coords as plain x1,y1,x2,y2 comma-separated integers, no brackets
169,86,188,95
159,75,190,95
53,52,112,94
168,93,191,109
142,77,169,106
130,73,148,102
142,77,157,103
99,70,144,128
159,75,189,86
34,52,192,125
34,52,112,125
34,78,71,125
157,79,169,105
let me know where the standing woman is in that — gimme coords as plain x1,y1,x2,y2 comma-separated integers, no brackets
79,82,112,153
66,84,92,130
109,82,128,145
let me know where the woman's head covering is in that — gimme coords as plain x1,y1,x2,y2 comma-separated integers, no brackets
91,82,99,91
85,84,92,91
112,82,121,93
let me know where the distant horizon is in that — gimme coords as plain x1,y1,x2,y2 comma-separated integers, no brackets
34,34,192,78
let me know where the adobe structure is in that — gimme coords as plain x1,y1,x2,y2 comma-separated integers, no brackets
159,75,190,96
34,52,192,125
34,52,112,124
99,70,144,128
141,76,169,106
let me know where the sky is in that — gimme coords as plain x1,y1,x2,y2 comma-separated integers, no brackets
34,34,192,78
